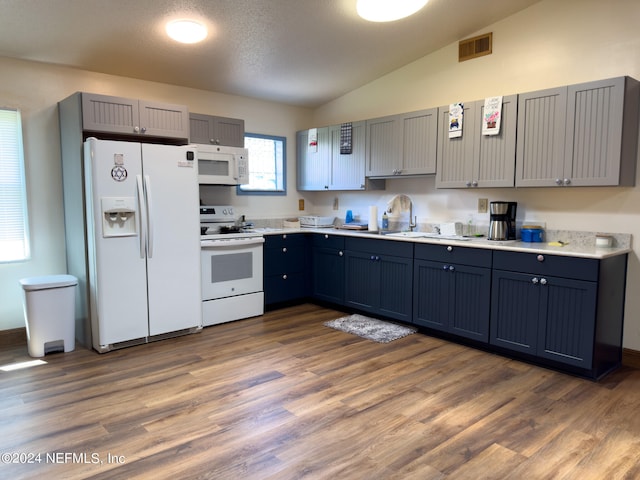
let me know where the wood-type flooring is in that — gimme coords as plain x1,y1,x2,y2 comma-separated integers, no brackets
1,303,640,479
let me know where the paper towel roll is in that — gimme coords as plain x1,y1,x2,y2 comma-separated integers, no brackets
368,206,378,231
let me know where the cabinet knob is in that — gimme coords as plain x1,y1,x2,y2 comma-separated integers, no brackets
466,181,472,187
324,234,329,239
339,251,343,256
371,255,376,261
324,186,329,189
442,265,449,271
447,246,453,252
555,178,563,186
133,126,140,133
471,180,478,187
282,247,287,253
283,234,287,239
449,265,455,272
210,139,215,144
537,254,545,262
532,277,539,284
563,178,571,186
282,274,287,280
140,127,147,134
540,278,547,285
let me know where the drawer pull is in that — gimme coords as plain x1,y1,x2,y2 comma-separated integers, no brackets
537,255,545,262
283,234,287,239
324,234,329,239
282,274,287,280
339,251,343,257
282,247,287,253
447,246,453,252
532,277,539,284
540,278,547,285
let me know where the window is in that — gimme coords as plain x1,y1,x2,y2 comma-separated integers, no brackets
0,108,30,262
237,133,286,195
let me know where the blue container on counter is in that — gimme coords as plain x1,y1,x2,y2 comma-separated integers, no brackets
521,226,544,242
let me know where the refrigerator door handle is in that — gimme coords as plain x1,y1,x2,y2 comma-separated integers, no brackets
136,174,147,259
144,175,154,258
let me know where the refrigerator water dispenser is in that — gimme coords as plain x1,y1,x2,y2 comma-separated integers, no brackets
101,197,137,237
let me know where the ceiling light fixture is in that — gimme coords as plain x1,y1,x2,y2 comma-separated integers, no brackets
166,19,208,44
356,0,429,22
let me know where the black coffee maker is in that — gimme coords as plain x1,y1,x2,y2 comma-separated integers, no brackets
488,201,517,240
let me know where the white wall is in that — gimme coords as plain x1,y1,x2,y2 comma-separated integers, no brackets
307,0,640,350
0,57,311,331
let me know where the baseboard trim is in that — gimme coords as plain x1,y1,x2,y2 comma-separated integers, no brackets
623,348,640,369
0,327,26,347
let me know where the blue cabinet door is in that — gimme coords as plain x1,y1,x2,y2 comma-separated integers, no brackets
378,255,413,322
537,276,597,368
490,270,540,354
344,250,378,312
312,246,345,305
414,260,490,341
449,264,491,342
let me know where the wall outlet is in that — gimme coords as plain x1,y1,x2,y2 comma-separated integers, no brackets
333,197,339,210
298,199,305,211
478,198,488,213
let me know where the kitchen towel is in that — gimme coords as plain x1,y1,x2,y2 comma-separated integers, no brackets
482,96,503,135
368,206,378,231
340,122,352,154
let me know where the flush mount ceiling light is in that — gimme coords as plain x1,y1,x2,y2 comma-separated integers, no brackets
357,0,429,22
166,19,208,44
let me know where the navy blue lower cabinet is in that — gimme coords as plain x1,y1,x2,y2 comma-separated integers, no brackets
344,238,413,322
414,259,491,342
263,234,309,306
311,237,345,305
490,269,598,369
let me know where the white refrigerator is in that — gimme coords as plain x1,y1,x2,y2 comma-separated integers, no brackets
84,138,202,352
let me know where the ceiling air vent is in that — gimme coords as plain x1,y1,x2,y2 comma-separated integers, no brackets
459,32,492,62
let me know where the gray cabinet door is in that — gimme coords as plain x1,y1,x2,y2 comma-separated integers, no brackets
400,108,437,175
329,121,366,190
139,100,189,139
81,93,189,140
189,113,244,147
366,114,400,176
564,77,627,186
297,127,330,190
81,93,140,136
475,94,517,187
515,86,567,187
436,103,476,188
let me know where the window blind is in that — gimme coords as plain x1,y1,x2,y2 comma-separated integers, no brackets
0,108,30,262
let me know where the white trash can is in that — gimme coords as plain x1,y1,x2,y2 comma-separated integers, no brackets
19,275,78,357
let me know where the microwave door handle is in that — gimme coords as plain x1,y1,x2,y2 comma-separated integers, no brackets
233,156,239,181
136,175,147,259
144,175,154,258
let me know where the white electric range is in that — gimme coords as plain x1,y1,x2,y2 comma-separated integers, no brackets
200,206,264,326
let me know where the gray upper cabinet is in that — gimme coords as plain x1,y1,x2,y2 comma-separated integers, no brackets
80,93,189,140
189,113,245,147
516,77,639,187
297,122,382,191
297,127,330,190
436,95,517,189
366,108,437,177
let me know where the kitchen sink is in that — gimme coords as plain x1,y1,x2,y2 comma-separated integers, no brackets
385,231,471,241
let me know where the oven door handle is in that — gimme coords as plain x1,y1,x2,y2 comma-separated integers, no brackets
201,237,265,248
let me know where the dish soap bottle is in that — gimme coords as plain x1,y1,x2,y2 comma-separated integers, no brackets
382,211,389,230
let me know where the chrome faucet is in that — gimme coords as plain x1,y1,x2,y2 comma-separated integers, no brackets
387,194,417,231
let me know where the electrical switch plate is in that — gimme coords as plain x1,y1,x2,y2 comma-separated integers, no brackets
333,197,339,210
478,198,488,213
298,199,305,211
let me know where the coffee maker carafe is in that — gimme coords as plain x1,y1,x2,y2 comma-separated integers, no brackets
488,201,517,240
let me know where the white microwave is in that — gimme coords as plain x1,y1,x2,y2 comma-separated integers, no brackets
197,144,249,185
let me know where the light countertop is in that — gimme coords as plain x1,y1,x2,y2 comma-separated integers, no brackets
252,227,631,260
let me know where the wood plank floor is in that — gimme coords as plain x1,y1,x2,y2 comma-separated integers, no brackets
1,303,640,479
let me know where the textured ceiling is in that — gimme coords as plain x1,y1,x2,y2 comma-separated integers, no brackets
0,0,541,107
